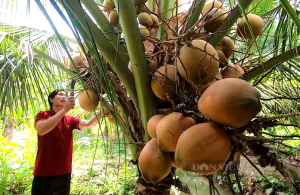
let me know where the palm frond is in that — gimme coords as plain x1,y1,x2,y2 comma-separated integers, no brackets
0,24,78,119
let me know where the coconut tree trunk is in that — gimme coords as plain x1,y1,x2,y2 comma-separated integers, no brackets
2,118,14,140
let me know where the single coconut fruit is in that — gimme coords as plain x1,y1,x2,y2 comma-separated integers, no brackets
140,28,150,41
204,8,227,33
221,63,245,78
176,39,219,86
138,12,153,28
151,65,176,101
236,14,264,39
78,89,100,112
216,50,228,67
109,10,118,26
156,112,195,152
202,0,225,15
103,0,115,12
139,138,172,184
198,78,262,128
217,37,235,58
67,53,84,70
147,114,166,138
175,122,231,175
150,14,159,28
170,152,180,168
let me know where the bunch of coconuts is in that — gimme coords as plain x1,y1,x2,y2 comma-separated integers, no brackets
102,0,159,38
71,0,266,184
137,1,264,184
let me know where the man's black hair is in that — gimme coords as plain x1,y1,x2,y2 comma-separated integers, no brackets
48,89,67,108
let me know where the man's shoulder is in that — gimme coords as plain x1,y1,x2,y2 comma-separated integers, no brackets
35,110,54,117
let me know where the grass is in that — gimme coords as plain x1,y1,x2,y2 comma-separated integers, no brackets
0,119,138,195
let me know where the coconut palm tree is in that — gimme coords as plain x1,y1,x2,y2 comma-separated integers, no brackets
1,0,300,194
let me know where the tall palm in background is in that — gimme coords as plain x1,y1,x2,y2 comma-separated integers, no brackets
1,0,300,194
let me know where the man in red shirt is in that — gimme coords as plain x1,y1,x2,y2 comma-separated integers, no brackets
31,89,104,195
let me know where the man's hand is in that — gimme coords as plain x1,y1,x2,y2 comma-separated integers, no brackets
62,96,75,113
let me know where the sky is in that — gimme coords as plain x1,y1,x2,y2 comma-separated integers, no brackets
0,0,193,40
0,0,75,38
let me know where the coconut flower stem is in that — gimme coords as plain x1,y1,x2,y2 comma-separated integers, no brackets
81,0,129,64
243,45,300,81
113,0,156,142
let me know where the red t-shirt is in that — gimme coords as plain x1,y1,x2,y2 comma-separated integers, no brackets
33,109,81,176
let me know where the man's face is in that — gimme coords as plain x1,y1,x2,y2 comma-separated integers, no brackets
50,91,69,106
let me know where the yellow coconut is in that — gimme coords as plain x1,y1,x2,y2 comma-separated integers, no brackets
78,89,100,112
198,78,262,128
109,10,118,26
150,14,159,28
204,8,227,33
147,114,166,138
103,0,115,12
67,53,84,70
175,123,231,175
217,37,235,58
236,14,264,39
156,112,195,152
176,39,219,86
151,65,176,101
139,27,150,41
202,0,225,15
139,138,172,184
221,63,245,78
138,12,153,28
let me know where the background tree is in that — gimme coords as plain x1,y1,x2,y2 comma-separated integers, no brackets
1,0,300,194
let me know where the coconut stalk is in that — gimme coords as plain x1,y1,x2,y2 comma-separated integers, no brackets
61,0,140,111
81,0,130,64
113,0,156,142
209,0,254,47
157,0,174,39
243,45,300,81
